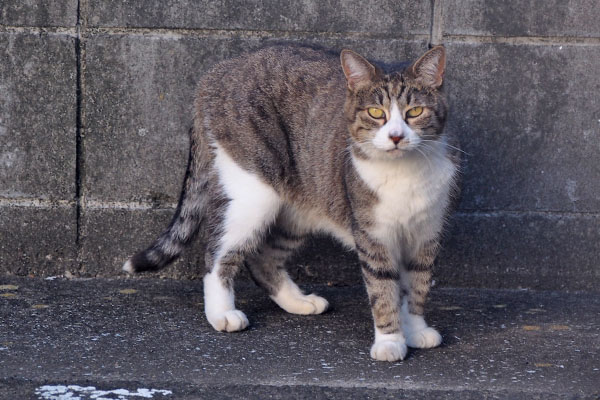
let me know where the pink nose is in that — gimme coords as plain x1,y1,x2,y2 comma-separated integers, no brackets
389,133,404,144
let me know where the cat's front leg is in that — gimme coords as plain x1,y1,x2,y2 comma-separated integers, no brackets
355,233,406,361
401,240,442,349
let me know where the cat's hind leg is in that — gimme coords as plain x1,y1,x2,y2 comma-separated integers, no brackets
401,241,442,349
203,147,282,332
245,216,329,315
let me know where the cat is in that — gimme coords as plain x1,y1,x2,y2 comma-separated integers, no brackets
123,44,458,362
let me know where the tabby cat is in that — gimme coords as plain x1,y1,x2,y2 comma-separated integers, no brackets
123,45,458,362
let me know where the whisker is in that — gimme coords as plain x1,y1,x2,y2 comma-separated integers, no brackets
414,146,434,170
420,139,470,156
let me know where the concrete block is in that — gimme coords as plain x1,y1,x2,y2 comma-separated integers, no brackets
83,34,427,203
437,212,600,292
78,207,205,278
0,32,77,200
88,0,430,35
443,0,600,38
444,42,600,212
60,206,600,292
0,205,77,276
78,206,362,284
0,0,78,27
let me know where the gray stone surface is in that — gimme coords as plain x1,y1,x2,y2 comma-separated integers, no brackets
438,212,600,292
5,382,577,400
444,42,600,212
78,206,362,284
0,206,77,276
0,32,77,200
78,207,205,278
0,0,77,27
83,34,427,203
78,208,600,292
443,0,600,38
1,278,599,399
77,207,600,293
87,0,430,35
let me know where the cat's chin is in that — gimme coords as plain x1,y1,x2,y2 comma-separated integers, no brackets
372,147,412,161
386,148,405,155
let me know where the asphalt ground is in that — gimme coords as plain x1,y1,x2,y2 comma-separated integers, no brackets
1,277,598,399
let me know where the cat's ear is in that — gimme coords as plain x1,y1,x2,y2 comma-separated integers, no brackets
340,50,376,91
411,46,446,89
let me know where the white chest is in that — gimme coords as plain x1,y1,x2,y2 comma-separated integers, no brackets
352,146,456,251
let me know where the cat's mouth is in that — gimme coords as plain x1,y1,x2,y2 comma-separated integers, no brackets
378,144,416,159
380,147,408,159
385,144,412,153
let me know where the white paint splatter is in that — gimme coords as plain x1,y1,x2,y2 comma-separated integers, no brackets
565,179,579,202
35,385,172,400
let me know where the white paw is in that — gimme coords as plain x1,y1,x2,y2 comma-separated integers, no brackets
276,292,330,315
207,310,249,332
370,339,408,362
304,293,330,314
271,277,330,315
122,260,134,273
405,327,442,349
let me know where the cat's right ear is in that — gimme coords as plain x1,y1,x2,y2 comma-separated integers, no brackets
340,50,376,91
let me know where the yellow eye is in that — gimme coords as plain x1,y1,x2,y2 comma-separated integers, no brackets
367,107,385,119
406,106,423,118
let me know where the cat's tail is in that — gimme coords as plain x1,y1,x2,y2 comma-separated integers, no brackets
123,128,211,273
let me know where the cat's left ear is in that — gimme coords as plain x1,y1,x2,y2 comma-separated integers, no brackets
411,46,446,89
340,50,376,91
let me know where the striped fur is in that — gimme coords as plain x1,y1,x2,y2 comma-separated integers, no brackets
123,45,458,362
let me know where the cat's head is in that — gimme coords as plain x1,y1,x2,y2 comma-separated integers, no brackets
341,46,447,161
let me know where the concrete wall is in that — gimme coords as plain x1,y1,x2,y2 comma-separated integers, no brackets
1,1,598,291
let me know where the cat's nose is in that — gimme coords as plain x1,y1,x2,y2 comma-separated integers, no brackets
389,132,405,145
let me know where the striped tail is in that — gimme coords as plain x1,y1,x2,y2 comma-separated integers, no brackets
123,131,210,273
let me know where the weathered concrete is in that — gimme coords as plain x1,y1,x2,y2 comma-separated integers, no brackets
439,212,600,292
445,42,600,213
78,207,600,292
1,1,600,292
79,206,361,284
0,32,77,200
0,0,78,27
0,32,78,278
1,278,598,399
87,0,431,35
78,207,205,279
443,0,600,38
0,206,77,276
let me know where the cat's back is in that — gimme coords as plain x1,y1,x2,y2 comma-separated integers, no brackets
198,45,344,101
194,45,349,191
